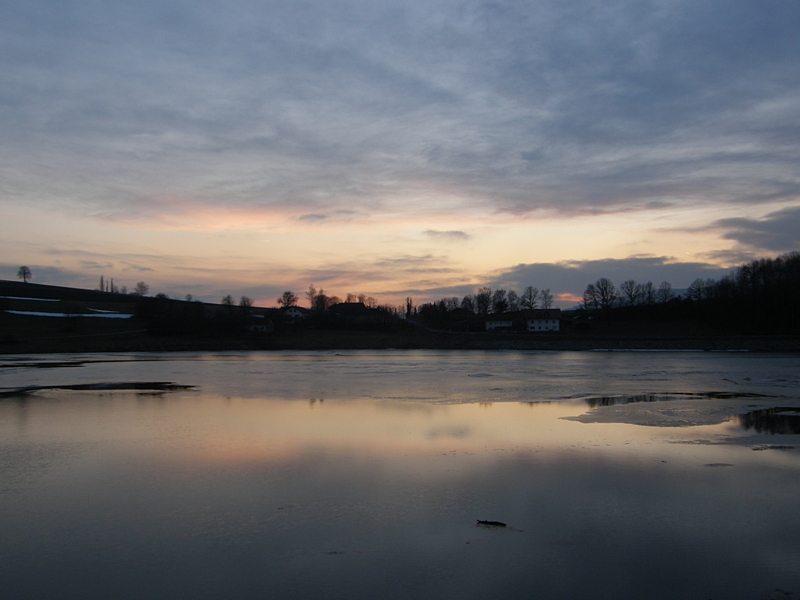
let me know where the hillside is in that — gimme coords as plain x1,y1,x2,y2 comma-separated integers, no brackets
2,280,800,353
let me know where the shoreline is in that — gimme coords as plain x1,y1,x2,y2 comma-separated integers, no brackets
2,329,800,354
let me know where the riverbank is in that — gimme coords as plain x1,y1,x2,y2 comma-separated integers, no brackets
2,325,800,354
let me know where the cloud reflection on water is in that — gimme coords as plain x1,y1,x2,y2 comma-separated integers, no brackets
1,352,800,599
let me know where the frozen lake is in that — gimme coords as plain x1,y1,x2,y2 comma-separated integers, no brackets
2,351,799,599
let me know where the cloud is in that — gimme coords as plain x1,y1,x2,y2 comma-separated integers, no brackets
714,206,800,253
298,213,329,223
423,229,470,241
1,0,798,224
492,257,732,296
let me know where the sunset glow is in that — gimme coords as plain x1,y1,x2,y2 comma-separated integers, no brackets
2,2,798,307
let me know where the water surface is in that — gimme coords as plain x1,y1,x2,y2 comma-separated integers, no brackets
2,351,799,599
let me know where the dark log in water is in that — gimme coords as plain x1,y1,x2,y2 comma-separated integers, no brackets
477,520,507,527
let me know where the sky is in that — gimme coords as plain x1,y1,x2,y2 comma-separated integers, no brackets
2,1,799,308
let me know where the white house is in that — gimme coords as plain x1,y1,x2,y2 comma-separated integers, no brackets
283,306,309,321
527,309,561,332
485,318,513,331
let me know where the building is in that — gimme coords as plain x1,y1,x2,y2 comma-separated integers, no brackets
282,306,310,322
485,318,513,331
526,309,561,332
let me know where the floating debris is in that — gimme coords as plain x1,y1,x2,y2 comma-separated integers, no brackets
476,520,507,527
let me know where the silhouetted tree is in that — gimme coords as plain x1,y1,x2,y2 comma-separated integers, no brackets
595,278,616,309
491,289,508,314
475,287,492,314
641,281,656,305
686,278,706,302
507,290,520,312
521,286,539,309
17,266,31,283
540,288,554,309
306,285,317,308
278,291,298,307
461,294,476,313
132,281,150,296
405,297,413,318
312,288,329,312
584,278,615,310
239,296,253,309
619,280,642,306
221,294,235,313
656,281,674,303
583,283,599,310
443,297,458,311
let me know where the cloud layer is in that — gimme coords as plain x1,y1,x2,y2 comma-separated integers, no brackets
2,0,799,221
2,1,799,304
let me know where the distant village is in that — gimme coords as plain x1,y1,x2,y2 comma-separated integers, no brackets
2,250,799,350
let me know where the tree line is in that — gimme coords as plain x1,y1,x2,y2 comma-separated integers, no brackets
580,251,800,334
582,278,674,310
422,286,554,317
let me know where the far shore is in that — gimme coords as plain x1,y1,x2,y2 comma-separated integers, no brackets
2,328,800,355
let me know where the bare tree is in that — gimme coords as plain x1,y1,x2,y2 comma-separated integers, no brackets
583,283,599,310
278,291,298,307
704,278,717,300
540,289,554,309
405,297,413,318
132,281,150,296
239,296,253,309
594,278,616,310
475,287,492,314
460,294,476,313
346,293,358,303
306,285,317,308
312,289,329,312
656,281,673,304
221,295,235,313
521,286,539,309
687,278,717,301
619,280,643,306
507,290,520,312
491,289,509,314
17,266,31,283
641,281,656,305
686,278,706,301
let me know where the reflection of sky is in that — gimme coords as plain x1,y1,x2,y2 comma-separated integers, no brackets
2,388,800,598
2,2,800,304
3,350,800,403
